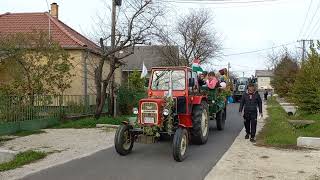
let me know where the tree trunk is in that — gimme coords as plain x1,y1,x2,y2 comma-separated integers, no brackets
94,56,105,119
109,74,114,116
95,80,108,119
94,57,117,119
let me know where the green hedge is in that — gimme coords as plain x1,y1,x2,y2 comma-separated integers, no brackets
117,86,146,115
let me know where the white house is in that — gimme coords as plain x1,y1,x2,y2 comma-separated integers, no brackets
255,70,274,91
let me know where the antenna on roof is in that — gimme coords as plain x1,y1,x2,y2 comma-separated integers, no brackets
45,0,51,43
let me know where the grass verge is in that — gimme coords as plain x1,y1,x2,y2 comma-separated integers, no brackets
0,150,47,172
52,116,129,129
12,130,46,137
256,97,320,148
0,137,14,142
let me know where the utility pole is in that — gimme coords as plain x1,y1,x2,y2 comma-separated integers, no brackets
110,0,117,117
227,62,231,78
298,39,313,61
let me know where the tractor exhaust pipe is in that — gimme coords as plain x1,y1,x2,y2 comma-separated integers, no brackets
168,70,173,97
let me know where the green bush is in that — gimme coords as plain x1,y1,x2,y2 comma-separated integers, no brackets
291,46,320,114
117,86,146,115
117,70,146,115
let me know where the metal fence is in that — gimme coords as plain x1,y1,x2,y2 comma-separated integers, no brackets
0,95,108,123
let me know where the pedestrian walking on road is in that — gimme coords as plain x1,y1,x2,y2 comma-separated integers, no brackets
239,83,263,142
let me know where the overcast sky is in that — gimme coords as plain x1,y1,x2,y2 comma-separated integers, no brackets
0,0,314,77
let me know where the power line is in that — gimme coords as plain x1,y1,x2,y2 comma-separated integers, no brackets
307,16,320,39
162,0,289,9
302,0,320,38
45,0,50,11
223,42,297,56
163,0,284,5
298,0,313,39
312,22,320,38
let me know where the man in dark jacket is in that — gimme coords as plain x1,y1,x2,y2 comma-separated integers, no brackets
239,83,263,142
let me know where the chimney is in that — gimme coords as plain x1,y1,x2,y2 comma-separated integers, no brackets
50,3,59,18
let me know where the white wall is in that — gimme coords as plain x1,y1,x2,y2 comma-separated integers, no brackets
257,76,273,90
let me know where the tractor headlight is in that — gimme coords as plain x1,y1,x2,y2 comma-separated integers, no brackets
163,108,169,116
132,107,138,115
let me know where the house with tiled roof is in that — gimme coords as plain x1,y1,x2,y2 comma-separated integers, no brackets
0,3,122,96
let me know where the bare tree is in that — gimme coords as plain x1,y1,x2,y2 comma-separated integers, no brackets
266,47,301,70
266,48,281,70
157,10,222,66
94,0,163,118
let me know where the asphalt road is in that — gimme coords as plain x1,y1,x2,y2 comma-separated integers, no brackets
22,103,243,180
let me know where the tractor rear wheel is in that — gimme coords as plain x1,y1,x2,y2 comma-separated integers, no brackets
114,124,134,156
172,128,188,162
191,101,209,145
216,109,226,131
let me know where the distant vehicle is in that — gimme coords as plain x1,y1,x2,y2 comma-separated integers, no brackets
233,77,249,102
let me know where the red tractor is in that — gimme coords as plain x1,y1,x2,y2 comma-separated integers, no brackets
114,66,227,162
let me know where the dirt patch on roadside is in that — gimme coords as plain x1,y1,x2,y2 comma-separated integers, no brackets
0,128,115,180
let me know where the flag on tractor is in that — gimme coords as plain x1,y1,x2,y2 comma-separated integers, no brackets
192,58,203,72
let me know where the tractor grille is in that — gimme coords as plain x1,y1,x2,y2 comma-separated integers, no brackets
141,102,158,124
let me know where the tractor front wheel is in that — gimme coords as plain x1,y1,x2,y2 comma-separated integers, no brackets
114,124,134,156
191,101,209,145
172,128,188,162
216,109,226,131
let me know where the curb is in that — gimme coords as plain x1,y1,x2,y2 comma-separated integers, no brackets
0,149,18,163
96,124,119,129
297,137,320,149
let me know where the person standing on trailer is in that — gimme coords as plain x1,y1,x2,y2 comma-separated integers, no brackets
239,83,263,142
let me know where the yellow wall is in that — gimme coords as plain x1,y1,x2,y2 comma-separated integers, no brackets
0,49,122,96
85,51,122,95
64,49,122,95
63,50,84,95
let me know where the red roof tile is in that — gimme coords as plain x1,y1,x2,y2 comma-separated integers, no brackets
0,12,101,54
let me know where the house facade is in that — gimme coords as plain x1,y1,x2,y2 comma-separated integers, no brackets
121,45,179,84
0,3,122,96
255,70,274,91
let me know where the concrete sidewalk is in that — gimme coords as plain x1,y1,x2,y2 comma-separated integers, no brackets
0,128,115,180
205,103,320,180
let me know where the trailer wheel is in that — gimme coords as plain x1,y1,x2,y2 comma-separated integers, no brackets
172,128,188,162
191,101,209,145
114,124,134,156
216,109,225,130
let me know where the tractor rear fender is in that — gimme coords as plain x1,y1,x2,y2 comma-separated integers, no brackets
192,96,207,105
